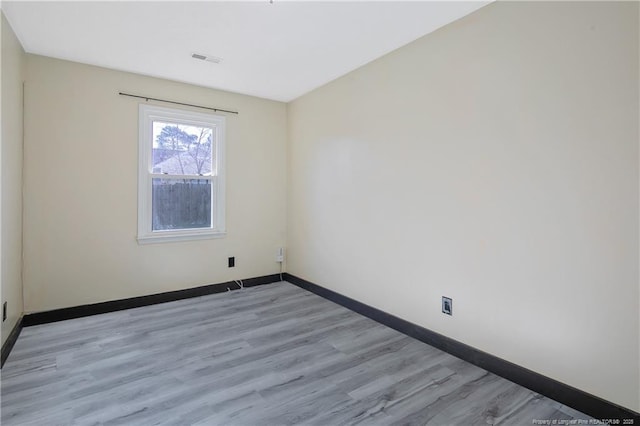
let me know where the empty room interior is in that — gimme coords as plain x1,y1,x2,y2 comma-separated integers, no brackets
1,0,639,424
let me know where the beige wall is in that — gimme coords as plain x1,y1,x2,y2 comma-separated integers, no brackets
287,1,639,412
23,55,287,312
1,12,25,346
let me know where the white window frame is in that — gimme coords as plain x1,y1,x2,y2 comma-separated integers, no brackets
137,104,226,244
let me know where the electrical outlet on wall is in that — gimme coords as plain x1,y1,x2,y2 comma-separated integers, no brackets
228,257,235,268
276,247,284,263
3,301,7,322
442,297,452,316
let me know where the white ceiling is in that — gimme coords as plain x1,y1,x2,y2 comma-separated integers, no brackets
2,1,489,102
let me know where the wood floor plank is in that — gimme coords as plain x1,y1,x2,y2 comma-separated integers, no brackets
1,281,592,425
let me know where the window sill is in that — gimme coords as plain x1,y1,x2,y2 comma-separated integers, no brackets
137,230,226,245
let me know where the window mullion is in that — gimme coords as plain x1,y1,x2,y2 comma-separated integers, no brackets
150,174,213,181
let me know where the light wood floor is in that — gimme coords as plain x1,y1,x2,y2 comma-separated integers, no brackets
2,281,590,425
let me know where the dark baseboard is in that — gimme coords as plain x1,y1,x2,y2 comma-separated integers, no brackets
283,273,639,422
23,273,282,327
1,316,24,368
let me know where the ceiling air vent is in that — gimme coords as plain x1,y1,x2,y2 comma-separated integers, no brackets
191,53,222,64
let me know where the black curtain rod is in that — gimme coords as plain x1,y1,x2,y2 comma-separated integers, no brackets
118,92,239,115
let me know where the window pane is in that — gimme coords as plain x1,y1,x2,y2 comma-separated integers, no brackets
152,179,212,231
152,122,214,176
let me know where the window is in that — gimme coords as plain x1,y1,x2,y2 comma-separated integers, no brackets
138,104,225,243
